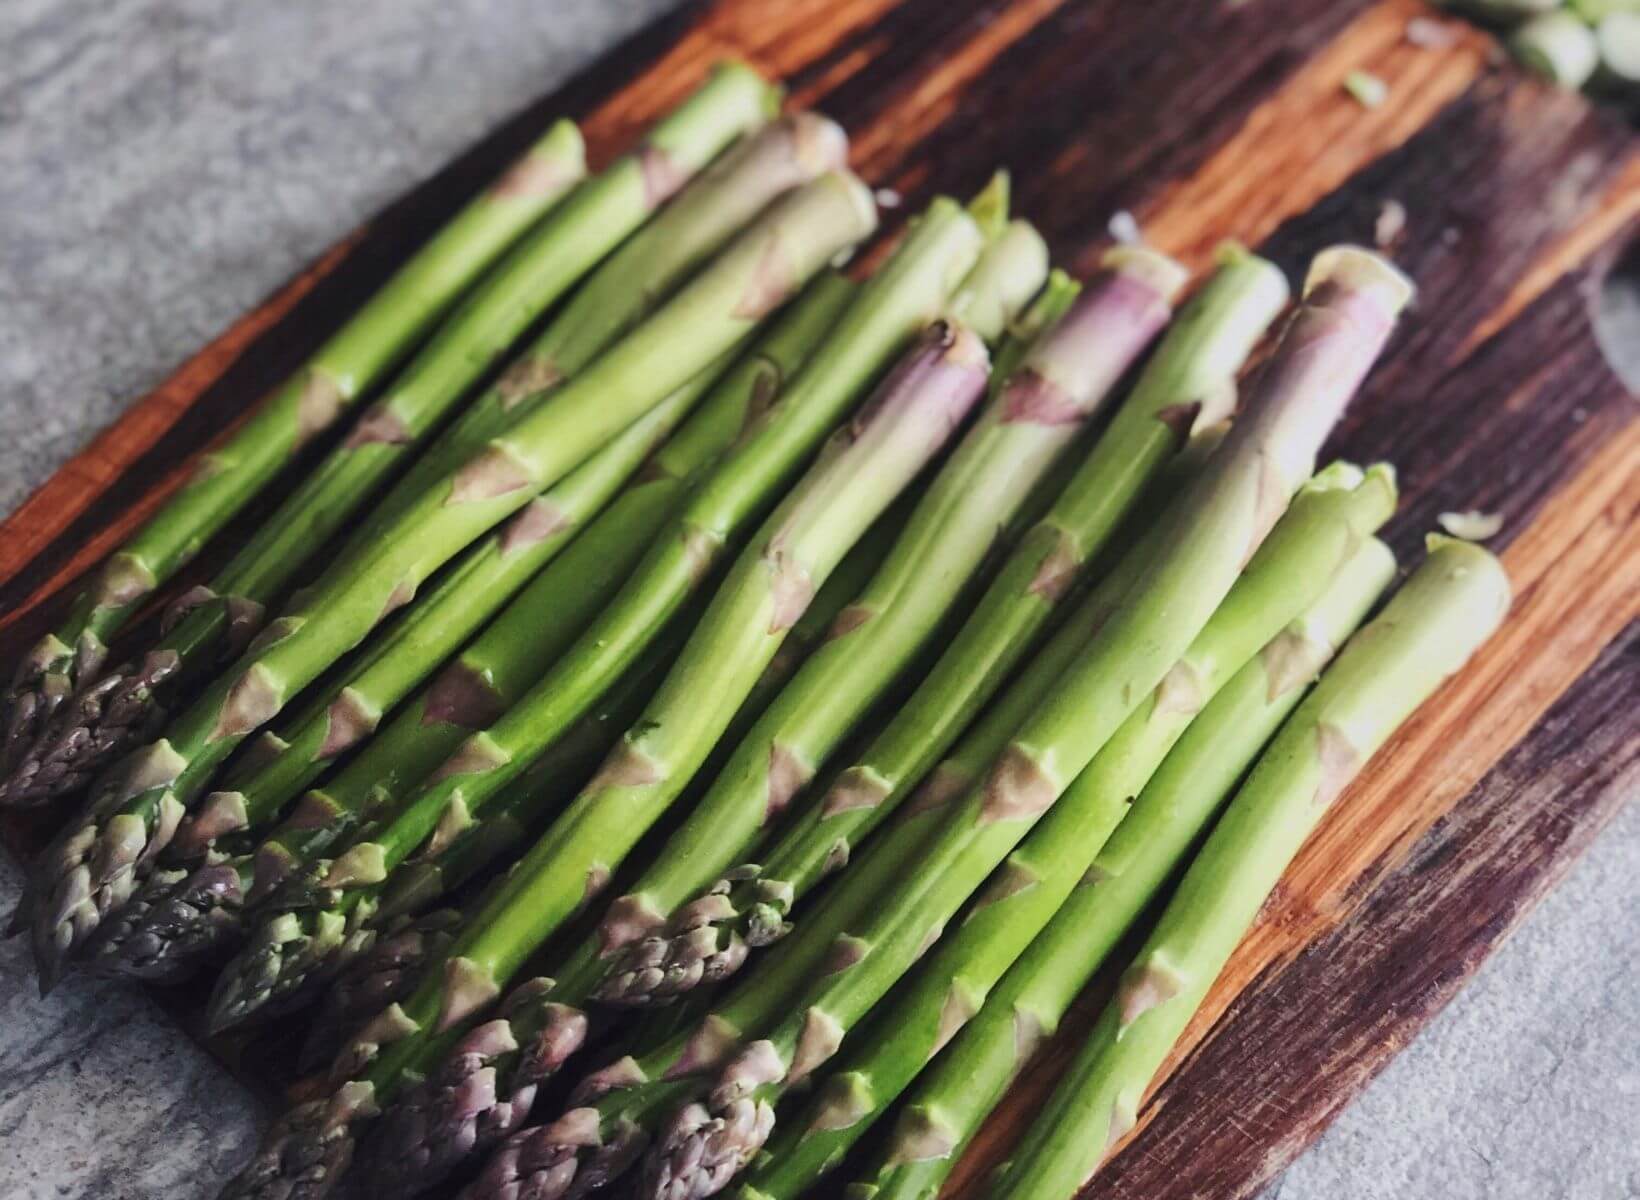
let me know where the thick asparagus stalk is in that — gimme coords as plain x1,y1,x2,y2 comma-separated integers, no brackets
2,74,787,806
745,526,1398,1200
1512,10,1602,87
443,435,1225,1200
990,537,1510,1199
28,170,877,990
336,216,1042,1193
174,270,855,864
202,195,976,1032
0,119,586,779
594,244,1181,1010
350,322,990,1200
374,494,907,931
631,246,1287,1004
85,278,857,985
180,361,727,844
343,111,849,546
325,503,912,1163
639,247,1414,1199
213,321,987,1200
853,540,1394,1200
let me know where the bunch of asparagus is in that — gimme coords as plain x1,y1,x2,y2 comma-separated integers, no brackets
1,58,1511,1200
1435,0,1640,106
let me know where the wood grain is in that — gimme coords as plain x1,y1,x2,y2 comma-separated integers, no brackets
1,2,1636,1198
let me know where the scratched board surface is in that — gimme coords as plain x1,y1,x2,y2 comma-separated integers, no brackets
1,1,1636,1197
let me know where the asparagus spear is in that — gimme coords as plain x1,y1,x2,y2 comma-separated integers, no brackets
852,541,1394,1200
744,523,1398,1200
351,321,988,1199
629,246,1288,1004
1512,10,1602,87
340,216,1044,1193
639,246,1414,1199
594,244,1181,1010
203,195,976,1032
176,271,857,863
28,169,878,990
0,119,587,780
302,508,906,1077
443,383,1228,1200
342,112,850,549
215,320,988,1200
3,73,787,807
990,537,1510,1199
85,277,858,983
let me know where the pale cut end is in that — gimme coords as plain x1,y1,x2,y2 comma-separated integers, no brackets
1102,244,1190,304
1305,245,1416,316
787,111,850,174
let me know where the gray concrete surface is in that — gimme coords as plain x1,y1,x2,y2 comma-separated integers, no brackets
1,2,1636,1197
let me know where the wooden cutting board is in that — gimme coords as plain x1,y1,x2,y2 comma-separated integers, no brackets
2,1,1636,1197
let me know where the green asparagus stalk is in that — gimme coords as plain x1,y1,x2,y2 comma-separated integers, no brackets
0,119,587,780
374,478,908,932
593,244,1183,1011
852,540,1394,1200
989,537,1510,1200
213,320,988,1200
339,216,1044,1195
739,500,1398,1200
1571,0,1640,21
76,384,719,986
343,111,849,547
638,246,1414,1199
350,321,989,1197
201,195,975,1032
1512,11,1602,86
3,73,787,807
321,500,913,1175
633,246,1288,1005
443,427,1229,1200
83,278,858,985
171,267,854,864
178,359,729,849
28,169,877,991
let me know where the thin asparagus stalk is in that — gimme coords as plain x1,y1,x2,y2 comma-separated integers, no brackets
343,111,850,547
3,73,787,807
852,540,1394,1200
990,537,1510,1199
28,169,877,990
202,194,975,1032
301,509,906,1077
181,359,728,846
0,119,587,779
632,246,1287,1005
594,244,1181,1010
375,492,907,929
84,277,858,984
338,214,1044,1194
740,500,1398,1200
1512,11,1603,86
445,427,1229,1200
639,246,1414,1199
214,320,988,1200
350,322,989,1200
172,270,855,864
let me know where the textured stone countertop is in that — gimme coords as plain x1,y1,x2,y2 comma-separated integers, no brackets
2,2,1636,1198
